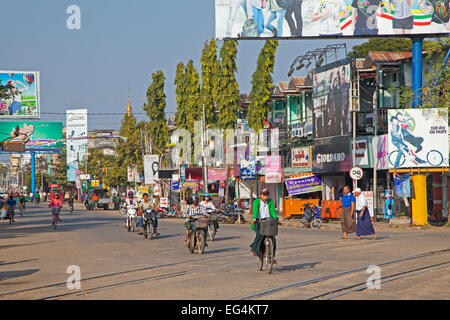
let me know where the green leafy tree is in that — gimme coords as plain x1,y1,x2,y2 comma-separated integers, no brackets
247,40,279,131
217,40,240,129
143,71,169,156
182,59,201,134
108,112,141,186
175,62,187,130
351,38,413,58
80,148,115,181
51,148,69,187
200,39,220,127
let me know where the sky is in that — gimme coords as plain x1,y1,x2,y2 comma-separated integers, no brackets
0,0,367,131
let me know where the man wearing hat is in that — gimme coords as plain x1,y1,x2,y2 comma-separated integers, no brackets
250,188,278,264
353,188,376,240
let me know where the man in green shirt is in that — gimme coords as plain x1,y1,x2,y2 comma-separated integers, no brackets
250,188,278,264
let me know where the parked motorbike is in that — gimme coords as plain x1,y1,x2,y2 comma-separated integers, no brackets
142,208,156,239
301,203,322,229
187,216,208,254
126,204,138,232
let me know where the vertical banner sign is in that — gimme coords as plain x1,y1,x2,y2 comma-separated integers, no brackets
0,71,40,118
127,166,135,182
66,109,88,181
393,174,411,197
144,155,159,185
265,155,282,183
312,59,352,139
372,134,389,170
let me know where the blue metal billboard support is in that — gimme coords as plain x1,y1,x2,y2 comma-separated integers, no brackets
31,151,36,199
411,37,423,108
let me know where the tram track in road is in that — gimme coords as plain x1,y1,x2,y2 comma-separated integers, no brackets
232,248,450,300
0,235,404,299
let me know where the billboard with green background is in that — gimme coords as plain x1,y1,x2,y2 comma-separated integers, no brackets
0,122,62,151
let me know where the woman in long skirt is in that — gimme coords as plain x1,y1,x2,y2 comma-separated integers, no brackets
353,188,377,240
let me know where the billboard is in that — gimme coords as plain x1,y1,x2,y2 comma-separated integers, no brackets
66,109,88,181
312,135,352,173
143,155,159,184
388,108,448,168
313,59,352,139
215,0,450,39
285,174,322,196
0,122,62,151
291,146,311,168
0,71,40,118
265,155,282,183
372,134,389,170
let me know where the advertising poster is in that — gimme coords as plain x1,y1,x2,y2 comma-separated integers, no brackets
127,166,138,183
240,156,257,180
388,108,448,168
285,174,322,196
349,137,372,168
144,155,159,185
393,174,411,197
0,71,40,118
384,189,395,219
265,155,282,183
0,122,62,151
66,109,88,182
207,168,228,181
182,180,198,189
215,0,450,39
312,136,351,173
362,191,374,217
291,147,311,168
313,60,352,139
372,134,389,170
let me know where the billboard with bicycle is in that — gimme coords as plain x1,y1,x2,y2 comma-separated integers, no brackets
388,108,448,168
215,0,450,39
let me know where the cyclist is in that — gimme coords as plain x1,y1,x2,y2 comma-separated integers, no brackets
137,193,160,236
6,194,17,223
49,193,63,227
19,194,26,215
68,194,74,212
200,192,219,230
183,194,207,247
250,188,278,264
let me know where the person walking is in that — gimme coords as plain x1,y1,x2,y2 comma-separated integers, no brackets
353,188,377,240
340,185,356,239
250,188,278,264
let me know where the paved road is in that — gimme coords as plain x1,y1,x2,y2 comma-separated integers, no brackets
1,204,449,300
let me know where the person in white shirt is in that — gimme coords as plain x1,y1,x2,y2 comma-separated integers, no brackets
353,188,376,240
311,0,350,36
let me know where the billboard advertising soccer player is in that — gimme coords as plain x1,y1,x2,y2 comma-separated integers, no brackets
215,0,450,38
0,71,40,118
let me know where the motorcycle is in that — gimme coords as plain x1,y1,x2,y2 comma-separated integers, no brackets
126,204,138,232
206,208,218,241
6,206,14,224
142,208,156,239
187,216,209,254
301,203,322,229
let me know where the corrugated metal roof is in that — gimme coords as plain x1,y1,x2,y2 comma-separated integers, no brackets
364,51,413,68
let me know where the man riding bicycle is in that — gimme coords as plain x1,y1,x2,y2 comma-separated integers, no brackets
19,194,26,215
250,188,278,264
6,195,17,223
183,194,207,247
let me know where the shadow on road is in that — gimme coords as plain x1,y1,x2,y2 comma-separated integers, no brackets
212,236,241,242
0,268,40,282
275,261,321,273
0,259,39,267
206,247,239,254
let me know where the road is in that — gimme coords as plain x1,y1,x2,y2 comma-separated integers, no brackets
1,204,449,300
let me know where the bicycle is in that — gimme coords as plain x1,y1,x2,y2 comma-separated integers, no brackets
19,204,25,217
389,145,443,168
255,218,279,274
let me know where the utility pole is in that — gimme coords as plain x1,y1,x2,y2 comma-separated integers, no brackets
202,104,207,195
351,52,359,190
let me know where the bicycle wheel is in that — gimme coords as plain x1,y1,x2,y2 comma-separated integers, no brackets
265,237,274,274
188,232,195,254
389,150,405,168
197,233,205,254
311,218,322,229
427,150,443,166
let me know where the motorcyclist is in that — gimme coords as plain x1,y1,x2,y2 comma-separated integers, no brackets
137,193,160,236
68,194,74,211
200,192,219,231
183,193,207,247
123,191,136,228
6,194,16,223
49,193,63,227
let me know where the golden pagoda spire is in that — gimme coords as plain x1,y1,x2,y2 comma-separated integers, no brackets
126,87,132,115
